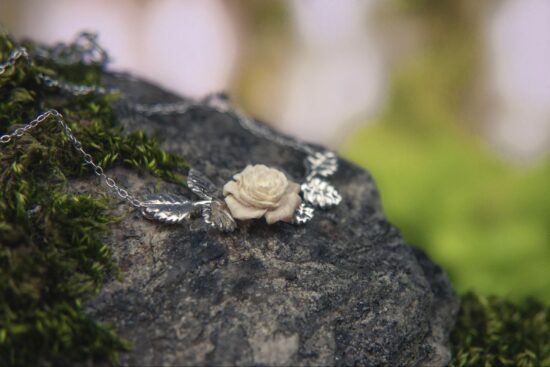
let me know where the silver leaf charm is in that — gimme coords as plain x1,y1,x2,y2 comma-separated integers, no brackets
188,168,219,200
141,193,199,224
293,203,315,225
188,169,237,231
305,151,338,178
202,200,237,232
301,178,342,209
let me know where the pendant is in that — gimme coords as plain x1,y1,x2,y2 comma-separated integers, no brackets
141,151,341,232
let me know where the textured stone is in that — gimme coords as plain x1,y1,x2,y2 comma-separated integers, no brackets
84,73,460,366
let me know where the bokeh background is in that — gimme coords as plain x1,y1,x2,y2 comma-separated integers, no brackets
1,0,549,302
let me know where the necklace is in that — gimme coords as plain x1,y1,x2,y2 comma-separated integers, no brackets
1,34,341,232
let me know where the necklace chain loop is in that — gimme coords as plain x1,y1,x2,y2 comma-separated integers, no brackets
1,33,340,228
1,44,113,96
132,96,316,156
0,47,29,75
1,109,143,208
1,41,315,156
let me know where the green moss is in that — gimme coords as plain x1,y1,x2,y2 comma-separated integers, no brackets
342,3,550,364
0,33,187,365
342,0,550,301
451,293,550,367
3,18,548,364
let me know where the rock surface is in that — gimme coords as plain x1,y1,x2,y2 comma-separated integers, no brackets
84,73,460,366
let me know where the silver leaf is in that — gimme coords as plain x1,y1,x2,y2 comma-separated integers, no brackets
305,151,338,178
202,200,237,232
188,168,219,200
301,178,342,209
293,203,315,225
141,193,198,224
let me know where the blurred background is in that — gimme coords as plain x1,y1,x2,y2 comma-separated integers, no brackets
1,0,549,301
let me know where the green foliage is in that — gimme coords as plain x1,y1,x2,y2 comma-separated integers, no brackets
451,293,550,367
343,4,550,363
0,33,187,365
341,5,550,302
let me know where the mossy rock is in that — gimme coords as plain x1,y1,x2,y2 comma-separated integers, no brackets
68,72,459,366
0,33,186,366
2,32,549,367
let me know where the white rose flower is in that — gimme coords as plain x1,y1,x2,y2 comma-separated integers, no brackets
223,165,302,224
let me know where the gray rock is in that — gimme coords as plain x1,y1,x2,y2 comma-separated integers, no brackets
85,73,460,366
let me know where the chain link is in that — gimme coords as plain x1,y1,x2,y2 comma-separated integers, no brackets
37,73,113,96
1,110,143,208
1,48,112,96
133,94,316,156
0,47,29,75
2,33,319,211
1,34,113,96
132,100,196,116
226,103,316,156
33,32,109,66
2,37,315,155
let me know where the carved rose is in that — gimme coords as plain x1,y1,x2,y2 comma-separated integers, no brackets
223,165,302,224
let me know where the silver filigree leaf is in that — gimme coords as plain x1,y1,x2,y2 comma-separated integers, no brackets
305,151,338,178
188,168,219,200
202,200,237,232
301,178,342,209
293,203,315,225
141,193,198,224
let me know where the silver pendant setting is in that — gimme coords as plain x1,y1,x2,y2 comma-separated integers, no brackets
141,169,237,232
141,150,341,232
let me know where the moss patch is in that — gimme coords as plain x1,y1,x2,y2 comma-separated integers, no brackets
342,2,550,364
3,23,549,365
342,0,550,301
451,293,550,367
0,33,186,365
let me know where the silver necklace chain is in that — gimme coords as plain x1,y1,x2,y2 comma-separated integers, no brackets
0,109,143,208
1,41,138,206
1,33,341,230
1,42,315,155
133,96,316,156
1,37,113,96
0,46,29,74
32,32,109,66
1,41,140,207
38,72,112,96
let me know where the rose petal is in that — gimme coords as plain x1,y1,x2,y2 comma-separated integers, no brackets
223,180,240,197
240,189,280,208
264,192,302,224
241,165,287,205
224,195,267,220
224,180,253,207
286,181,300,195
